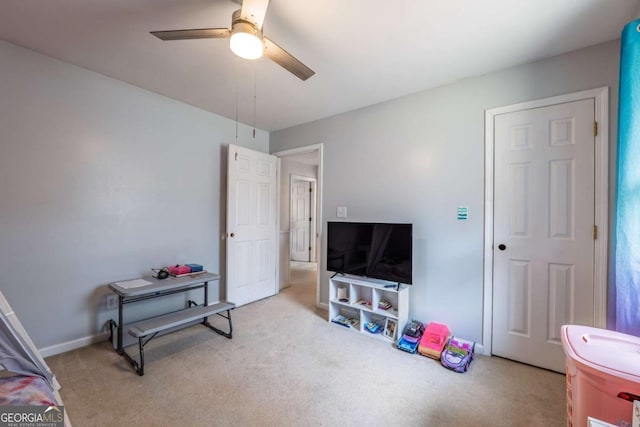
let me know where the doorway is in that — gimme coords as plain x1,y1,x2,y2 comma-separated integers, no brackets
483,88,608,372
273,144,323,308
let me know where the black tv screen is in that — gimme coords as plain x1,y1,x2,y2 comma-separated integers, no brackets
327,222,413,284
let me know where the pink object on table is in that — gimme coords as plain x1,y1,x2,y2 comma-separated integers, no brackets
168,265,191,275
561,325,640,427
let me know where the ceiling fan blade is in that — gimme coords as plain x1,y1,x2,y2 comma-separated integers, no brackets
240,0,270,28
151,28,231,41
263,37,315,81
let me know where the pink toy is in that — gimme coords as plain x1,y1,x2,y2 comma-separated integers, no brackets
418,322,450,359
561,325,640,427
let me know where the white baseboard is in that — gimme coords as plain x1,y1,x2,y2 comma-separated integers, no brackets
318,302,329,311
40,331,109,358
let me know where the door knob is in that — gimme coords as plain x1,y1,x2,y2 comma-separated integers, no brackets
230,233,235,238
498,244,506,251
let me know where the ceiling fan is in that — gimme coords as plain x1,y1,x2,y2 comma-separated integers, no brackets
150,0,315,81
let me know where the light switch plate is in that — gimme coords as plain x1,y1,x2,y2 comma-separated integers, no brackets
337,206,347,218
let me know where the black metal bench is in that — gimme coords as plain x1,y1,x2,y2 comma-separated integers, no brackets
126,301,235,376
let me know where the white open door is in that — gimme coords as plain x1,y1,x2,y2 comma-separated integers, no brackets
226,144,278,307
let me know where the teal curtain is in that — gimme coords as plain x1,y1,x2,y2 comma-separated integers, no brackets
615,18,640,335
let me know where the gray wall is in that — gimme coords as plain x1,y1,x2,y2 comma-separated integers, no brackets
270,40,621,343
0,41,268,349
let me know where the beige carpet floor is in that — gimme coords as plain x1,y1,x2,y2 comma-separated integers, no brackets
47,268,566,426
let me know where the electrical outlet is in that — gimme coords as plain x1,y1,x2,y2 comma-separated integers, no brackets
106,294,118,310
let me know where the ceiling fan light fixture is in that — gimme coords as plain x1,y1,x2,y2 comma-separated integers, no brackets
153,4,315,80
230,21,264,60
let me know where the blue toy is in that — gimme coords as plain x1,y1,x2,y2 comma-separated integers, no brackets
365,322,383,334
396,320,424,354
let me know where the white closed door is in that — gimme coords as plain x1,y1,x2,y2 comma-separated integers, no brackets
492,99,595,373
290,180,311,262
226,144,278,307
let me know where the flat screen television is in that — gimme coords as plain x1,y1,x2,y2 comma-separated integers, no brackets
326,221,413,285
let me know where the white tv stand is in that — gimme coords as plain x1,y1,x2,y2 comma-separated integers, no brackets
328,274,409,341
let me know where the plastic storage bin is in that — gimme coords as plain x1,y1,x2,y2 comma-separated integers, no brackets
186,263,203,272
561,325,640,427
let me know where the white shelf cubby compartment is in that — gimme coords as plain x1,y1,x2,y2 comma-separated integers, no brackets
328,274,409,341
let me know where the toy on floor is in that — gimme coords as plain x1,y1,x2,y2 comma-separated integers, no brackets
440,336,475,373
396,320,425,353
418,322,450,359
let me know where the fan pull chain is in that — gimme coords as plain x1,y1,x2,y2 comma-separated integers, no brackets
253,62,257,139
235,55,239,141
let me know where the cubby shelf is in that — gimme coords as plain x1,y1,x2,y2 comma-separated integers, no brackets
328,274,409,342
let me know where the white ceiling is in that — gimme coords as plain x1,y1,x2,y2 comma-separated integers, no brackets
1,1,638,131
